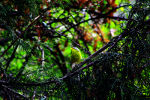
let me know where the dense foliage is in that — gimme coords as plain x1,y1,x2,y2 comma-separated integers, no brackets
0,0,150,99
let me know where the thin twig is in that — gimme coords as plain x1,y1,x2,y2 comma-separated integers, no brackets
15,46,36,79
0,7,51,58
44,44,68,75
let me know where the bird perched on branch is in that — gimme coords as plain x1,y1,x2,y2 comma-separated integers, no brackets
71,47,82,69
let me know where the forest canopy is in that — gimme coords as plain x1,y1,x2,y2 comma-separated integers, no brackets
0,0,150,99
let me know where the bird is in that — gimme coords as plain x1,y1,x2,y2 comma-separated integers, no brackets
71,47,82,69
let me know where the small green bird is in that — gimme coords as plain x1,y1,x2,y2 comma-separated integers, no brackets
71,47,82,68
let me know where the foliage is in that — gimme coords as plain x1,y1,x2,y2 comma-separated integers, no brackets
0,0,150,99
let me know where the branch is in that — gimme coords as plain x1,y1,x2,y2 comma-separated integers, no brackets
0,79,58,87
61,61,96,80
2,85,28,99
55,44,68,75
78,41,112,67
38,46,45,67
6,44,19,70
